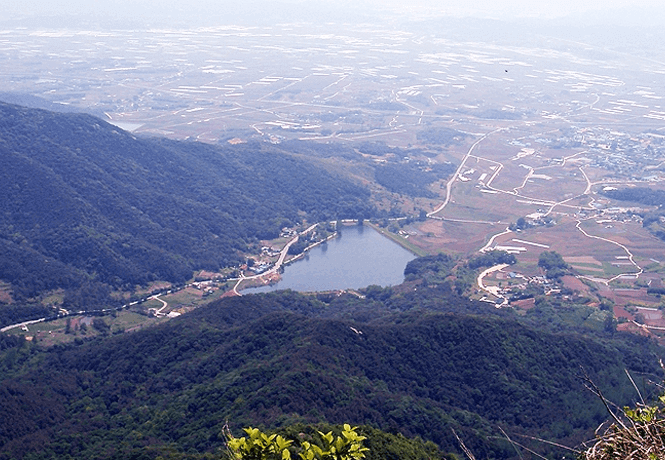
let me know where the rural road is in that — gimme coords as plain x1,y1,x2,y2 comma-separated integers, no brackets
232,223,319,295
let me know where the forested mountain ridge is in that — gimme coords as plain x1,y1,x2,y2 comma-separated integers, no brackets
0,102,374,301
1,103,663,460
0,289,661,460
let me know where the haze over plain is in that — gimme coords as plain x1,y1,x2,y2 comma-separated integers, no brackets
2,1,665,458
4,0,665,24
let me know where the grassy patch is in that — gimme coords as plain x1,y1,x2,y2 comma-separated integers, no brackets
141,299,164,310
162,288,203,309
366,222,427,257
602,262,640,276
5,309,165,346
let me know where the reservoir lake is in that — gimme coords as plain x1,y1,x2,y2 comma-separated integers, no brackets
245,225,416,293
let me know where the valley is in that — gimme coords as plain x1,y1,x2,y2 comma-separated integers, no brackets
3,15,665,342
2,7,665,459
3,20,665,313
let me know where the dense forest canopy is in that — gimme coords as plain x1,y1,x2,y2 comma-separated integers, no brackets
601,187,665,207
1,102,663,460
374,162,455,198
600,187,665,242
0,102,375,301
0,288,661,460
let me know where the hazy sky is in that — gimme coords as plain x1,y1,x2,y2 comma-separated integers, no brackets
388,0,664,18
4,0,665,25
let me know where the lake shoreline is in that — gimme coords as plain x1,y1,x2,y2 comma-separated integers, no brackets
243,224,416,294
365,222,428,257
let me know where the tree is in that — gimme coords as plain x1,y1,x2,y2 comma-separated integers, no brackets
92,318,111,335
537,251,567,271
467,250,516,270
537,251,569,280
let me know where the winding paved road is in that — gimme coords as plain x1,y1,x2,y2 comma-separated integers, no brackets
232,223,319,295
428,127,505,218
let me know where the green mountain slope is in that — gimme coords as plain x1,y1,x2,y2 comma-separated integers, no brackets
0,102,374,300
0,290,661,460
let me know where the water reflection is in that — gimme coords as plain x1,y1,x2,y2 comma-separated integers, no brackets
245,225,416,293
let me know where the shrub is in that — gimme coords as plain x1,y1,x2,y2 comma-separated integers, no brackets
581,373,665,460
